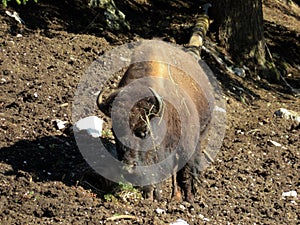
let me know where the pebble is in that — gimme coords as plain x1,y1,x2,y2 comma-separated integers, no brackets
54,119,68,130
267,140,282,147
155,207,165,214
282,190,297,198
170,219,189,225
275,108,300,124
74,116,104,138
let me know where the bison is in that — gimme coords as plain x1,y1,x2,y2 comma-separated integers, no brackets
97,39,216,202
96,3,215,203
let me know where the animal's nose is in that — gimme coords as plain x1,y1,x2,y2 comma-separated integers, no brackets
125,161,137,174
134,130,147,139
133,161,137,167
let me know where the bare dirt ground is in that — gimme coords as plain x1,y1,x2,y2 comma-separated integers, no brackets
0,0,299,224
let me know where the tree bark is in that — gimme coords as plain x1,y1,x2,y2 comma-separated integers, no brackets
210,0,266,67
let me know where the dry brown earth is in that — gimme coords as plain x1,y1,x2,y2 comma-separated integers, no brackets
0,0,299,224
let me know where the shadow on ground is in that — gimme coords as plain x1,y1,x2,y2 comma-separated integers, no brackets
0,133,115,195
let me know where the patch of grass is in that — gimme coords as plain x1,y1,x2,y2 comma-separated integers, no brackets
116,182,142,202
104,193,117,202
117,182,136,192
104,182,142,203
101,129,114,139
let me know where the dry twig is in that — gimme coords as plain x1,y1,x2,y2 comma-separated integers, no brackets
106,215,137,221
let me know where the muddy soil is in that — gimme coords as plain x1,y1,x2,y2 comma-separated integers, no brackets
0,0,299,224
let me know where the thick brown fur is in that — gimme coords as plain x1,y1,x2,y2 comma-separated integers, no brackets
98,44,214,202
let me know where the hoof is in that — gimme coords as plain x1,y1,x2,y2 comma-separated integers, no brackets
172,191,182,202
185,193,194,203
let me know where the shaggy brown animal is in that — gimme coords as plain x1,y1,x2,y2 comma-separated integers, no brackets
97,41,215,202
97,4,214,202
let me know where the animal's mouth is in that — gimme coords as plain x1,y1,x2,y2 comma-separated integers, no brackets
123,161,137,174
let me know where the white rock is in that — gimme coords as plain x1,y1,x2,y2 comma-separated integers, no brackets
282,190,297,198
5,10,25,24
93,90,101,96
120,56,130,62
274,108,300,124
267,140,282,147
179,204,186,210
233,67,246,77
214,105,226,113
203,217,210,222
75,116,104,138
170,219,189,225
155,207,165,214
291,200,297,205
54,119,68,130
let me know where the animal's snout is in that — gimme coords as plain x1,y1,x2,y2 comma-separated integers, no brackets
124,160,138,174
133,129,148,139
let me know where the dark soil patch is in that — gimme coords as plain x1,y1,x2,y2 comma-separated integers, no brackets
1,0,299,224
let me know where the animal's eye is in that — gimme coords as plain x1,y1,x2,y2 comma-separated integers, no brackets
134,130,147,139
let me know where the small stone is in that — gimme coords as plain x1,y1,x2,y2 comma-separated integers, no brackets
291,200,297,205
282,190,297,198
275,108,300,124
74,116,104,138
170,219,189,225
54,119,68,130
179,204,186,210
233,67,246,77
155,207,165,214
267,140,282,147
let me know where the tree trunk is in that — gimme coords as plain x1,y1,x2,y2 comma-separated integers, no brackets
210,0,266,67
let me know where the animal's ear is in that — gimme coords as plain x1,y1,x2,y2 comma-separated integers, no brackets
97,89,120,117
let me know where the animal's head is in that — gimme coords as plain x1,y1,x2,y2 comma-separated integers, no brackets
97,87,168,168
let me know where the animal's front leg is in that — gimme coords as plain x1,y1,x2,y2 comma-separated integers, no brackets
142,185,154,201
178,166,194,203
142,184,162,201
183,178,194,203
172,170,182,201
153,183,162,201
